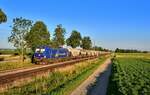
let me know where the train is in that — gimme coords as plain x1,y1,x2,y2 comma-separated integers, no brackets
32,46,109,64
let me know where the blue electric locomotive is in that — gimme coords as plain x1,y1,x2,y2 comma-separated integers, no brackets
33,46,69,64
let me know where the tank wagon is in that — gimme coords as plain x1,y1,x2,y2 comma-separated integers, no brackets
67,47,81,57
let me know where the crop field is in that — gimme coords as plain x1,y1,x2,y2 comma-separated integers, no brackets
0,57,107,95
0,58,33,72
107,53,150,95
0,62,33,72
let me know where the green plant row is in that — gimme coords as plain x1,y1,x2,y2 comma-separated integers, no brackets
107,54,150,95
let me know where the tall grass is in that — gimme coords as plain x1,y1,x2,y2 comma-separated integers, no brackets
1,57,107,95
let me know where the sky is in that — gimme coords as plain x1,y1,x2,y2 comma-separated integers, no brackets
0,0,150,51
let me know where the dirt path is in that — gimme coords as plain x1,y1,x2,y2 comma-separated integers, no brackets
70,58,112,95
87,62,112,95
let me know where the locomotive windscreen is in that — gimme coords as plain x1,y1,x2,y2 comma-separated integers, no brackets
35,48,45,53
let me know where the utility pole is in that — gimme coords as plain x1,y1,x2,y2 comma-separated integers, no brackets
93,39,95,50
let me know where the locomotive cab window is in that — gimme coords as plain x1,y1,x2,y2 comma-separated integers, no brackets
41,49,45,53
35,49,40,53
35,48,45,53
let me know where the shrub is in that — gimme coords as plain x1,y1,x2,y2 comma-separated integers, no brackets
13,52,19,56
0,57,4,61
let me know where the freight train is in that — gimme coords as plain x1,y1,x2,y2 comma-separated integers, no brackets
32,46,109,64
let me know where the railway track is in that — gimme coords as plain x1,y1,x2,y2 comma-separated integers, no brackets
0,56,98,86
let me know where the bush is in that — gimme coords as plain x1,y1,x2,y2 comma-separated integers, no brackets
13,52,19,56
0,57,4,61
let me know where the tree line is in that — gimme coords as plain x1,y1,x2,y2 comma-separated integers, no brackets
0,9,105,63
115,48,148,53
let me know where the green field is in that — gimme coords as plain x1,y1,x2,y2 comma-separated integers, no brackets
0,49,18,55
107,53,150,95
1,57,107,95
0,61,33,72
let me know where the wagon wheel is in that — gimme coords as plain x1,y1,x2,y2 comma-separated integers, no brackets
69,52,73,57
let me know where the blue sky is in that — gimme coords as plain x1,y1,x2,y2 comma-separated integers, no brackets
0,0,150,50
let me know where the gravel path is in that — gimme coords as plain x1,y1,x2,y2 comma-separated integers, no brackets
87,62,112,95
70,58,112,95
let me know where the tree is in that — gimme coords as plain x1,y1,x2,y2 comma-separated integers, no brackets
0,9,7,24
66,30,82,48
115,48,119,53
25,21,50,51
93,46,103,51
52,24,65,48
8,17,32,63
81,36,92,49
115,48,143,53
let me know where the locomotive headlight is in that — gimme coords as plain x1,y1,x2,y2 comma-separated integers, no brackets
44,56,46,58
